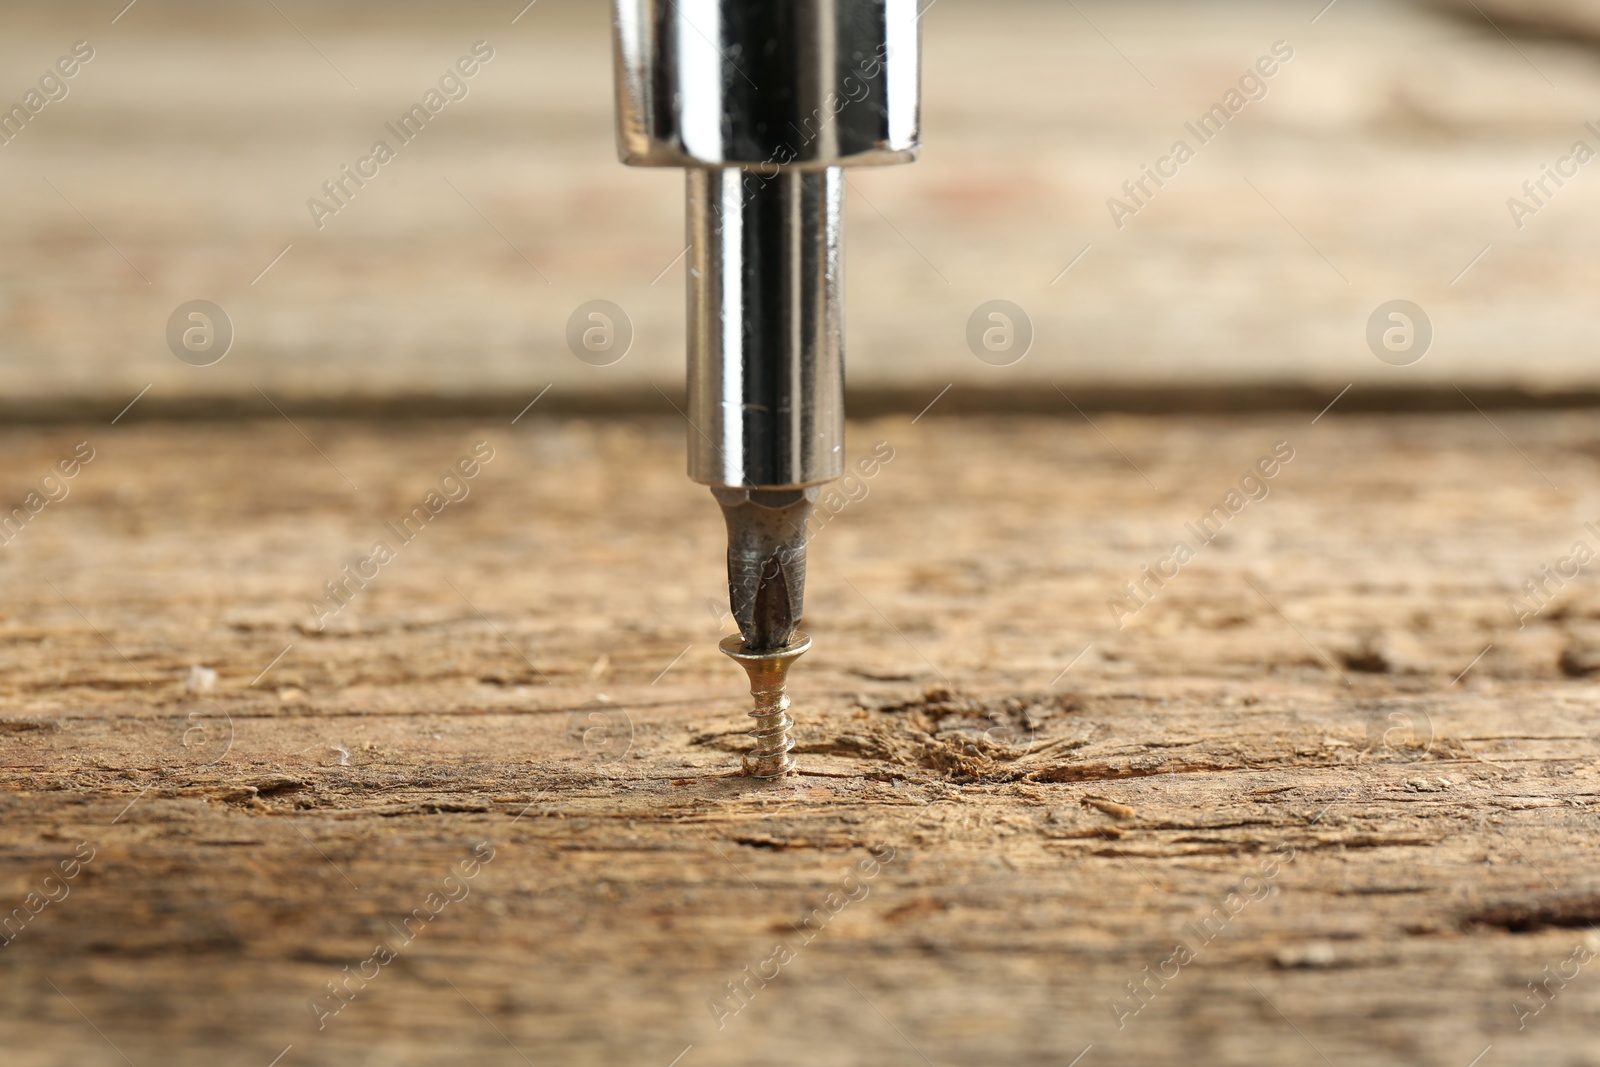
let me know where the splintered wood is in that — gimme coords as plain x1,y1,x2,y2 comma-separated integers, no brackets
1,412,1598,1066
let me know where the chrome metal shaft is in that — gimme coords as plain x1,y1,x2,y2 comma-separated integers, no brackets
611,0,920,170
687,167,844,490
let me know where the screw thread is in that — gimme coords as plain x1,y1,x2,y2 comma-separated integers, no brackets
720,633,809,779
745,688,796,779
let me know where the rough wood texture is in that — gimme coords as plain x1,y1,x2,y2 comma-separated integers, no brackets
2,412,1599,1066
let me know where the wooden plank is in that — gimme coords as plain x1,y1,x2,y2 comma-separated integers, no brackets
2,412,1598,1064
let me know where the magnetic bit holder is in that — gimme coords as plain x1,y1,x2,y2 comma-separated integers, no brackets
609,1,921,777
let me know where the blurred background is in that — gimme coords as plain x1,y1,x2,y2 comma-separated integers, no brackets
4,0,1600,419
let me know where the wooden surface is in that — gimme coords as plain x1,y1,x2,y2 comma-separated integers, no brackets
3,411,1600,1065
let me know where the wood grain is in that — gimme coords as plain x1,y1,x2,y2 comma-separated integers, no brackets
2,411,1598,1065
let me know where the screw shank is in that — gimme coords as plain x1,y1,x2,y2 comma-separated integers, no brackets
721,632,809,778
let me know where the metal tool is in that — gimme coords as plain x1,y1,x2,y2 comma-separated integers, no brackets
610,0,921,777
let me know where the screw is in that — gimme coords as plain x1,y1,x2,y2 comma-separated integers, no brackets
719,632,809,778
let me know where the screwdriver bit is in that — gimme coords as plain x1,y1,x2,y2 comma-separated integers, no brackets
609,0,922,777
